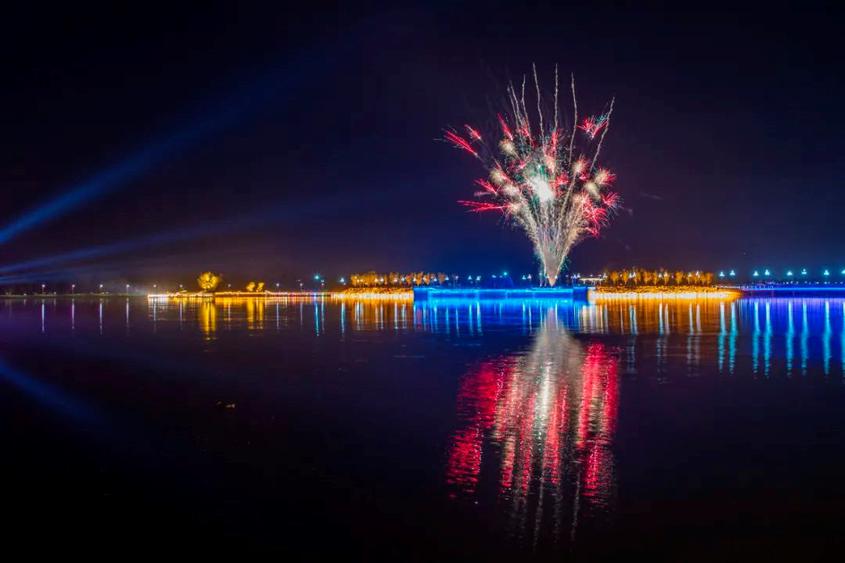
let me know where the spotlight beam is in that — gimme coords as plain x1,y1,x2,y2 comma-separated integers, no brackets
0,220,234,276
0,189,401,281
0,264,122,286
0,48,323,246
0,357,99,423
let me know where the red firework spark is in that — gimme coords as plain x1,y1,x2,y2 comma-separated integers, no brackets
474,178,498,195
601,192,619,208
554,173,570,187
465,124,482,141
578,115,608,139
458,200,507,213
498,114,514,140
519,124,533,144
444,130,478,157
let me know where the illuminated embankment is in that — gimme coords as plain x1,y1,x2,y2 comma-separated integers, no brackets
331,288,413,300
591,286,739,300
147,291,331,300
146,286,744,303
147,290,411,301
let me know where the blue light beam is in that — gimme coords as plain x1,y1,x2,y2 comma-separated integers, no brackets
0,357,100,424
0,49,321,245
0,189,402,282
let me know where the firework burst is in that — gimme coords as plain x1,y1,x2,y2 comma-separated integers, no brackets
444,65,619,286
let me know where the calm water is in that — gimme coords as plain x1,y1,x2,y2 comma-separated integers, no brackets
3,296,845,559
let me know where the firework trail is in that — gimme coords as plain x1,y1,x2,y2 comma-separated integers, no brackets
444,65,618,286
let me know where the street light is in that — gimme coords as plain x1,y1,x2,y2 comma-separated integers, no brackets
71,283,76,294
41,283,46,294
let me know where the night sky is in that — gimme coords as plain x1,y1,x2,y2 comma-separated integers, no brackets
1,3,842,288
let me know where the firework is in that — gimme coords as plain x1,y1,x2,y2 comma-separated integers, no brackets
444,65,619,286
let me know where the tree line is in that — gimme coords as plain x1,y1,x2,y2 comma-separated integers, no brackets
350,271,451,287
599,269,715,287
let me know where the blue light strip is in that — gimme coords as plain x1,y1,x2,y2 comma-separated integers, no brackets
414,287,589,300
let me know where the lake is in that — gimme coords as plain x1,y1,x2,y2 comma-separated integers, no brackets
2,296,844,559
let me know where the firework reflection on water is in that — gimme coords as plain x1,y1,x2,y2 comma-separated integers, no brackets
446,308,618,546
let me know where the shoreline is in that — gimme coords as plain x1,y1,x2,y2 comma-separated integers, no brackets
10,285,845,301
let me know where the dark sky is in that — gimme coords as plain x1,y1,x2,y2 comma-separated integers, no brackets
1,2,843,287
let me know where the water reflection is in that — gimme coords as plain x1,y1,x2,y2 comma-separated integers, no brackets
4,294,845,556
199,301,217,338
6,296,845,378
447,308,618,545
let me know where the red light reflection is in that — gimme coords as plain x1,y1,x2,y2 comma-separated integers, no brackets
446,311,619,541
